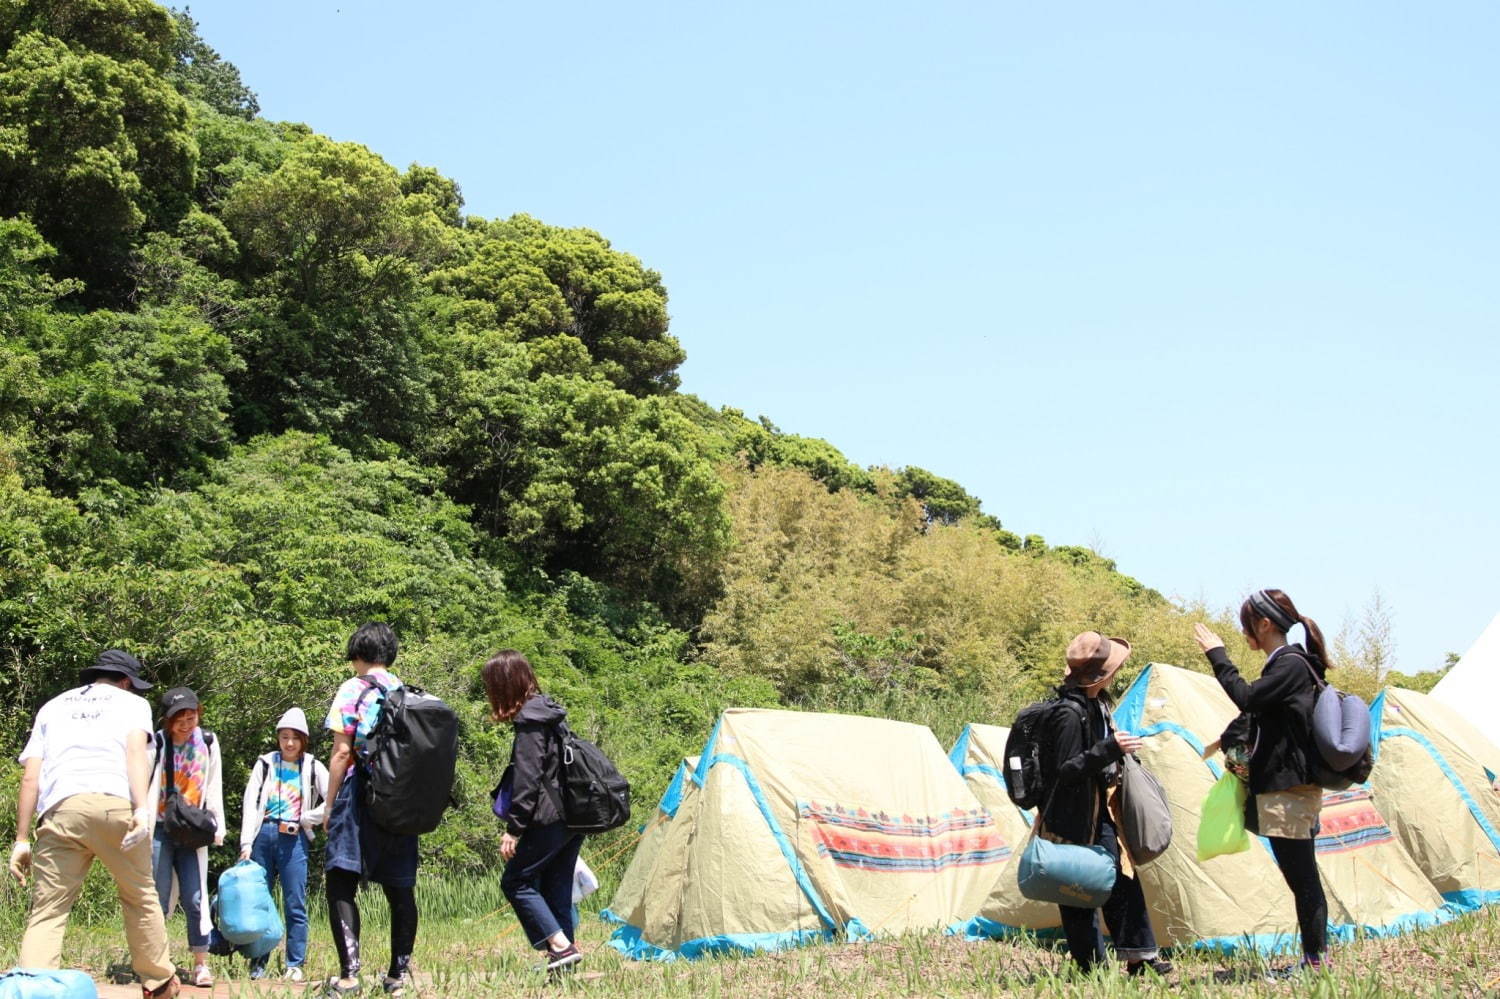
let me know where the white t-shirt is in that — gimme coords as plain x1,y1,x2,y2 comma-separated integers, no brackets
19,683,154,816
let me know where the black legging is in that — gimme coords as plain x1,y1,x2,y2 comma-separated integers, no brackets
326,869,419,979
1267,836,1326,958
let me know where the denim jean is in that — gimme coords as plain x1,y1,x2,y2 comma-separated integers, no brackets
151,827,208,949
1057,813,1158,970
250,820,310,968
501,821,583,949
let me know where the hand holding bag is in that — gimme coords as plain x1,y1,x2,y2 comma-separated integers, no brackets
1196,771,1251,861
1118,753,1173,865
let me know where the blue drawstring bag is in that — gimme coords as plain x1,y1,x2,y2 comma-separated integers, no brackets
1016,832,1117,908
241,918,285,961
216,860,278,946
0,969,97,999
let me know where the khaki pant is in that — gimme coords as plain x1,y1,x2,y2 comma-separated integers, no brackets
19,793,175,990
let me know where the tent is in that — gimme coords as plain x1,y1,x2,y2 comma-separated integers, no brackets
1368,686,1500,910
1111,662,1450,951
946,723,1062,936
604,756,699,928
1430,612,1500,751
604,708,1007,960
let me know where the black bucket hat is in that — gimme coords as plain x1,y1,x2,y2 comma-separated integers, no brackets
80,649,153,691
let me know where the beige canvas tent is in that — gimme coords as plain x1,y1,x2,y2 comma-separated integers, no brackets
1110,662,1450,951
946,723,1062,936
1368,685,1500,910
605,708,1007,959
605,756,699,928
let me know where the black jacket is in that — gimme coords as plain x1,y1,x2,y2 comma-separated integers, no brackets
1040,686,1125,845
504,693,567,836
1206,644,1320,795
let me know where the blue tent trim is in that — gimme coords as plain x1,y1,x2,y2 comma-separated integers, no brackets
657,758,694,819
605,918,875,962
946,916,1064,942
947,725,973,772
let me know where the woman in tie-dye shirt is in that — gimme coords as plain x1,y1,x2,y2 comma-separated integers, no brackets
238,707,328,981
147,686,225,988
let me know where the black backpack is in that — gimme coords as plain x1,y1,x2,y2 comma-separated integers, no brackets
156,731,218,849
552,721,631,835
1003,698,1086,810
357,680,459,836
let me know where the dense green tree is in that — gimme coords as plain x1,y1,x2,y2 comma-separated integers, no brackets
5,305,238,491
431,215,684,395
0,0,178,71
893,465,983,525
166,7,257,119
221,135,449,445
0,8,197,295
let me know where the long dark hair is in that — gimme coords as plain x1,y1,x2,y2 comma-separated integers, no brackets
1239,588,1329,670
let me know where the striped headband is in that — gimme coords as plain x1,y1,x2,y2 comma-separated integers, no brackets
1248,589,1298,633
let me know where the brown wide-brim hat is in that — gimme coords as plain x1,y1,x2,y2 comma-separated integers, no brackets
1064,631,1131,687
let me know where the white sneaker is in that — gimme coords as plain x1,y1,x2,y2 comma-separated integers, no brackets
190,966,214,988
283,968,305,983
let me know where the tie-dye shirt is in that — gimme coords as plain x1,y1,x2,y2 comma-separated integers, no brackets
324,670,402,754
265,757,302,821
156,729,208,818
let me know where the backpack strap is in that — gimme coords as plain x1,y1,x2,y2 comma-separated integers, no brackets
160,732,177,798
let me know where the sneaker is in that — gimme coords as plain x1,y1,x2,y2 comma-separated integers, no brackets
143,975,181,999
248,960,268,981
545,943,582,972
190,966,214,989
283,968,306,983
1264,956,1330,981
1126,957,1174,977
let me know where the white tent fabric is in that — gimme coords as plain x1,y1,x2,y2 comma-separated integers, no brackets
1431,613,1500,751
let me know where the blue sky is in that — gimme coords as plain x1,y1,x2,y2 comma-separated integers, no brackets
181,1,1498,670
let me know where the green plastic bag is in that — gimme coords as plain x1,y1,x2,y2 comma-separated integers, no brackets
1196,772,1251,861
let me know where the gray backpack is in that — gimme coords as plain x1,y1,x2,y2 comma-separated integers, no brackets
1300,657,1372,789
1117,754,1172,864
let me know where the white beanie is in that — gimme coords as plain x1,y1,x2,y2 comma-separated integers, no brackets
274,707,309,737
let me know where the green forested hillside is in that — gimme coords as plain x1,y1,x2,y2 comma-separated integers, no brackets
0,0,1257,870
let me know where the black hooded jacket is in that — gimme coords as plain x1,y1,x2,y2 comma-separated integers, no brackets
504,693,567,836
1040,685,1125,845
1206,644,1320,795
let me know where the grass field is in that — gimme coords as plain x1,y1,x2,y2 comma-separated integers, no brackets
5,868,1500,998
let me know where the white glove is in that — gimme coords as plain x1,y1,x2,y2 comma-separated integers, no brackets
120,807,151,850
9,840,31,882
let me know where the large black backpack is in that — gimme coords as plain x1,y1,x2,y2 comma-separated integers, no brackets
1002,698,1086,810
358,680,459,836
552,721,631,835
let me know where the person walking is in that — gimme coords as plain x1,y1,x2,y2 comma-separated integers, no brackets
10,650,180,999
481,650,584,976
238,707,328,981
321,623,419,998
148,687,225,988
1042,632,1172,977
1194,588,1331,976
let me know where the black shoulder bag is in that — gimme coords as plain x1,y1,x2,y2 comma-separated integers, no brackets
159,732,219,849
